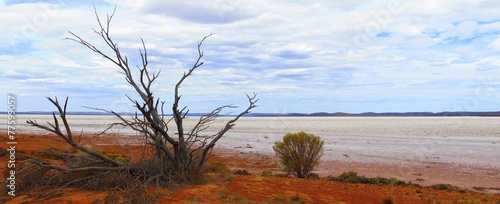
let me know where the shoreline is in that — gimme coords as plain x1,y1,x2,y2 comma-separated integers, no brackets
1,132,498,193
214,146,500,192
2,115,499,192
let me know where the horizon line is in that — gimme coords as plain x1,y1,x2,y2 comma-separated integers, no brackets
3,111,500,117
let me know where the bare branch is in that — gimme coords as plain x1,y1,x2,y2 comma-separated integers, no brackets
198,93,258,167
27,97,120,167
25,159,126,172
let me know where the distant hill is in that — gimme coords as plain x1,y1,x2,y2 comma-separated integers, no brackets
2,111,500,117
246,111,500,117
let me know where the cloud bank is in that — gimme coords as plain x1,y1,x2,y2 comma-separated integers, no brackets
1,0,499,113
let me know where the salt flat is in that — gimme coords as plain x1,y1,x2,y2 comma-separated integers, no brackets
4,115,500,189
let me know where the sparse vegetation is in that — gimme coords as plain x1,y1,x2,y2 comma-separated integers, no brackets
204,162,233,183
261,171,274,177
430,183,462,191
290,193,308,203
234,169,251,176
306,173,320,180
2,135,499,203
122,184,163,204
270,196,288,202
381,195,395,204
273,131,324,178
89,185,162,204
291,193,302,201
103,191,120,204
2,162,52,193
218,189,246,202
326,171,409,186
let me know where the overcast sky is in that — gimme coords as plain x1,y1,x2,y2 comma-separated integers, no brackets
1,0,499,114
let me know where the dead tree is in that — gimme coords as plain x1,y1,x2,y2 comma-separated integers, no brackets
27,7,258,183
26,97,124,169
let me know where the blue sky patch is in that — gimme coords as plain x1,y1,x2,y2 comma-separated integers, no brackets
375,32,392,37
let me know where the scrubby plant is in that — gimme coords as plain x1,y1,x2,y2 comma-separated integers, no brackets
291,193,302,201
273,131,324,178
122,184,162,204
203,162,233,183
381,195,395,204
430,183,461,191
105,154,131,165
332,171,367,183
261,171,274,177
326,171,409,186
306,173,320,180
218,189,246,202
234,169,251,175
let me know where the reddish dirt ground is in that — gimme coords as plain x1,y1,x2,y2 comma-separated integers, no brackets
1,133,499,204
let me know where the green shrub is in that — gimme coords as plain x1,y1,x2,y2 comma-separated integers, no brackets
307,173,320,180
431,184,461,191
273,131,324,178
261,171,274,177
204,162,231,174
105,153,131,164
326,171,408,186
204,162,232,183
333,171,368,183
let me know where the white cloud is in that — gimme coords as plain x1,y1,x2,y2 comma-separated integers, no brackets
492,37,500,50
1,0,500,112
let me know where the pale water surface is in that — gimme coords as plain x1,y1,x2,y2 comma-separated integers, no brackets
3,115,499,168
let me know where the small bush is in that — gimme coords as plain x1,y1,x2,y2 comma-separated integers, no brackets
307,173,320,180
290,193,308,203
273,131,324,178
204,162,232,183
105,153,131,164
381,195,395,204
204,162,231,174
261,171,274,177
431,184,461,191
326,171,408,186
218,189,245,202
234,169,251,175
333,171,368,183
291,193,301,201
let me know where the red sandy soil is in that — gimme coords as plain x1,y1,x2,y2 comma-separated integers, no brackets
1,133,499,204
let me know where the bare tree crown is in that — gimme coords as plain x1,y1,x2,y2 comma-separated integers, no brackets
26,7,258,187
